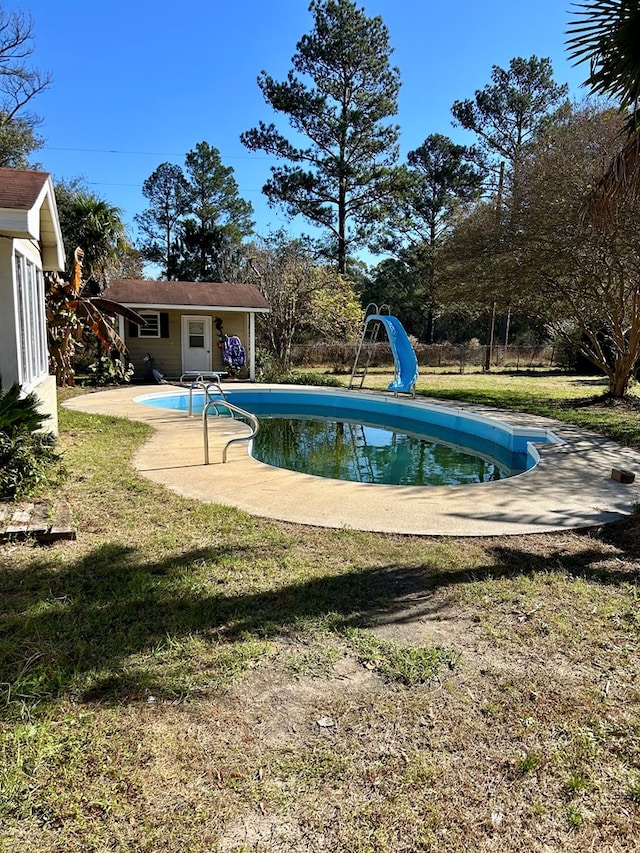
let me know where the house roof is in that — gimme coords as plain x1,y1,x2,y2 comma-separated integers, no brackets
0,168,65,270
0,168,51,209
103,280,270,312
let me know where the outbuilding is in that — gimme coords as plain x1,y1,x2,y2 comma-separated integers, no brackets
102,279,269,381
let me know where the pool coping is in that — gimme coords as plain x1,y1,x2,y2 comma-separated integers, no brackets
63,383,640,537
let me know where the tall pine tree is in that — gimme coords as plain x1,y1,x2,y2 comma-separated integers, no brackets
241,0,401,274
176,142,254,281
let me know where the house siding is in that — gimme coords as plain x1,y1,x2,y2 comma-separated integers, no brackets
125,309,250,379
0,235,19,385
31,374,58,435
0,237,59,435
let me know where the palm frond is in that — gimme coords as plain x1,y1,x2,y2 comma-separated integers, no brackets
567,0,640,119
567,2,640,222
582,129,640,226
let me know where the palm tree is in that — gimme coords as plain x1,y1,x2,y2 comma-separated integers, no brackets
566,0,640,222
55,182,132,292
45,248,145,387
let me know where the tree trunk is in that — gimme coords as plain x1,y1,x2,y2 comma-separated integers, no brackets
425,305,435,345
338,176,347,275
610,355,635,398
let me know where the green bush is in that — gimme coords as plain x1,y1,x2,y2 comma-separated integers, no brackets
277,370,343,387
0,382,61,501
255,349,343,387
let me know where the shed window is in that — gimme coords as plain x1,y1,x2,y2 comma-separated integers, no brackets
138,311,160,338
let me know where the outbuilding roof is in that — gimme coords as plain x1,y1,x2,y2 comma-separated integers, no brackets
103,279,269,312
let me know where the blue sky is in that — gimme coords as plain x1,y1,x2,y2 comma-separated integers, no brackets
23,0,589,260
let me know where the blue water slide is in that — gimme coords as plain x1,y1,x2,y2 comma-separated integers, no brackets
366,314,419,394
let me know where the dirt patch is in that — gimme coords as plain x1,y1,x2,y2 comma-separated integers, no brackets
226,657,382,749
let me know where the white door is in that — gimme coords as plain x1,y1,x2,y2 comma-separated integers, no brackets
181,315,212,372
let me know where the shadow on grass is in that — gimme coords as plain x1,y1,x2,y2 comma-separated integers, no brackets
1,527,639,708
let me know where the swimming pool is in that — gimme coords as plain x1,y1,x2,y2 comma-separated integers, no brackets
66,384,640,535
137,386,562,485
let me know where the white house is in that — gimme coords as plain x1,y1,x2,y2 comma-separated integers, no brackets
0,169,65,434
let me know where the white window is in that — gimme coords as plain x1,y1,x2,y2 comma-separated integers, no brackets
14,251,48,387
138,311,160,338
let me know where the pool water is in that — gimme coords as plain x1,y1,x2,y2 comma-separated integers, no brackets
252,416,512,485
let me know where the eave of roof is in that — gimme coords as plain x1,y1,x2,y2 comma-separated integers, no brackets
103,280,270,311
0,169,65,270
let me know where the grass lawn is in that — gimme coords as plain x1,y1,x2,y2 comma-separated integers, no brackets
1,372,639,852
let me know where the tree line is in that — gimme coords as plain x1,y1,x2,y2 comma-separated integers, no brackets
2,0,640,397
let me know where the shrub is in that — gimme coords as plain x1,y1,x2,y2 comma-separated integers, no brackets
0,382,61,500
278,371,343,387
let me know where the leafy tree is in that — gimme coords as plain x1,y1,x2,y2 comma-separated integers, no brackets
249,232,362,367
513,104,640,397
402,136,484,244
55,181,133,292
135,163,191,279
566,0,639,127
447,103,640,397
438,199,509,315
0,6,50,168
307,271,362,342
0,115,41,169
241,0,401,274
174,141,254,281
111,243,145,280
566,0,640,222
451,56,568,362
376,134,485,341
361,254,425,337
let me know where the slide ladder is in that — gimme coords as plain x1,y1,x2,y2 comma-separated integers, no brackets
349,304,387,390
349,305,419,395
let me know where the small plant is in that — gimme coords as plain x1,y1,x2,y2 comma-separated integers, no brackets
517,750,541,775
86,354,134,386
565,804,584,828
279,370,343,387
627,777,640,803
0,381,60,500
565,773,590,794
281,644,342,678
255,347,280,381
343,628,456,686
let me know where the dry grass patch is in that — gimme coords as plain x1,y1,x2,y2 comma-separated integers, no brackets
1,388,640,851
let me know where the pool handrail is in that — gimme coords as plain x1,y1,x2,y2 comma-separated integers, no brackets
202,399,260,464
205,379,229,406
188,379,231,417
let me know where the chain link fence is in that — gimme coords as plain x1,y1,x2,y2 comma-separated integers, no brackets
290,341,557,372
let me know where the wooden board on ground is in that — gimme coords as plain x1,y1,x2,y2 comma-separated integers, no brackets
0,501,76,543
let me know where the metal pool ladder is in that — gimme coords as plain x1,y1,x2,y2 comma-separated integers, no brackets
200,384,260,465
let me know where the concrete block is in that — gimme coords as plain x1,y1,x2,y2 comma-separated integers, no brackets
611,468,635,484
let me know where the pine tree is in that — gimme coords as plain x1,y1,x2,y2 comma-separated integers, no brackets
241,0,401,273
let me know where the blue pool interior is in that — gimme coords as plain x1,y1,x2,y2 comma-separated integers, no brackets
137,387,562,481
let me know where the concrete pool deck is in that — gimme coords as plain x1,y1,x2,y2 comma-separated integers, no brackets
64,383,640,537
